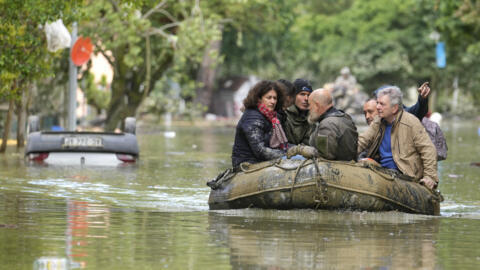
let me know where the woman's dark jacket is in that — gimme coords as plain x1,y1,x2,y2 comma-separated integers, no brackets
232,109,285,168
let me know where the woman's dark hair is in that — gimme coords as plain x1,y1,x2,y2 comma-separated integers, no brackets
277,79,295,108
277,79,295,98
243,80,285,111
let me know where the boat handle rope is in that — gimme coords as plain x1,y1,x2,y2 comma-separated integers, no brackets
242,158,313,173
239,159,280,173
289,158,310,203
313,157,329,208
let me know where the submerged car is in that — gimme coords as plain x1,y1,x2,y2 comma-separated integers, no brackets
25,116,139,166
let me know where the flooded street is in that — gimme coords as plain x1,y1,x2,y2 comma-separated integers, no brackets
1,120,480,269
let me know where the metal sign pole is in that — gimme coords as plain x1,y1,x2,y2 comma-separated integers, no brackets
68,22,78,131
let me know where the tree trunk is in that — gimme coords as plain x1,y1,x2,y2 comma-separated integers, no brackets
104,42,173,131
104,75,143,131
0,98,15,153
194,37,222,113
104,80,125,131
105,91,144,132
16,85,29,147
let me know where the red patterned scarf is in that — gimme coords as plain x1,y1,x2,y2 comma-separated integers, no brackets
258,103,288,150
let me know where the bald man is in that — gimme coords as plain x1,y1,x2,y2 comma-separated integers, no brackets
307,89,358,161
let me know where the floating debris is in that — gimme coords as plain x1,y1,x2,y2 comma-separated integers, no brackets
163,131,176,138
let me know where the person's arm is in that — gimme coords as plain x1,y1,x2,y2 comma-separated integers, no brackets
242,115,285,161
357,117,380,154
413,121,439,189
406,82,430,120
406,95,429,120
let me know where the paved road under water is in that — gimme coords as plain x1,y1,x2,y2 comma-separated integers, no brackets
0,119,479,269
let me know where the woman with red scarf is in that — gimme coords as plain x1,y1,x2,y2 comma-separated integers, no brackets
232,80,289,168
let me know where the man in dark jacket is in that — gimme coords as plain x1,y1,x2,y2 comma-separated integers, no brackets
307,88,358,161
281,78,315,145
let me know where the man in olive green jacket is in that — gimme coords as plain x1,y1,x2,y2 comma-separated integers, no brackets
282,79,315,145
357,86,438,190
307,88,358,161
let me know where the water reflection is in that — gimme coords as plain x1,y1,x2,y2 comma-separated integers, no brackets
33,200,111,270
67,200,110,268
208,210,440,269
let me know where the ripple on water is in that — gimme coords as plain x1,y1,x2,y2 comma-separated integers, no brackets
440,199,480,219
24,178,210,212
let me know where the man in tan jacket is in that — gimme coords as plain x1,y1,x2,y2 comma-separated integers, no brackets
357,86,438,190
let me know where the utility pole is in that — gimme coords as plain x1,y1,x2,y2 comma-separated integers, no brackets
452,76,459,113
68,22,78,131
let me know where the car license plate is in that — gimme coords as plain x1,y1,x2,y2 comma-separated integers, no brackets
63,136,103,148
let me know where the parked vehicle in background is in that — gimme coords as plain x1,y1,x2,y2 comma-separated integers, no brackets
25,116,139,166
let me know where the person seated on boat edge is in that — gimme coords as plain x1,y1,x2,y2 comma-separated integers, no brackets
287,88,358,161
373,82,431,122
231,80,289,169
360,82,447,162
278,78,316,146
357,86,439,190
359,82,431,160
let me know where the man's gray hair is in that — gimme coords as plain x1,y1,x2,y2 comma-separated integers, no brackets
377,86,403,107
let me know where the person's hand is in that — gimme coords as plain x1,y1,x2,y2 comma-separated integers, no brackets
286,145,319,159
359,158,380,167
418,82,431,99
419,177,437,190
298,145,319,159
286,145,300,159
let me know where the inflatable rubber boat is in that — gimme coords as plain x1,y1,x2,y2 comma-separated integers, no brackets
207,158,443,215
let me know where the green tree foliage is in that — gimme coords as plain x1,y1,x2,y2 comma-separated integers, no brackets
218,0,299,80
0,0,81,151
79,0,223,130
429,0,480,106
289,0,437,92
0,0,81,98
219,0,437,92
219,0,479,109
83,73,111,112
5,0,479,126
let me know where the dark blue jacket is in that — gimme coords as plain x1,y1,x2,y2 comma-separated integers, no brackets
232,109,285,168
404,96,429,120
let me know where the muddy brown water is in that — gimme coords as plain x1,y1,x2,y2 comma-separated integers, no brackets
0,119,479,269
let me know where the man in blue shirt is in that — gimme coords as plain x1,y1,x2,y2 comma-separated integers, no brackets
364,82,431,126
358,86,439,190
